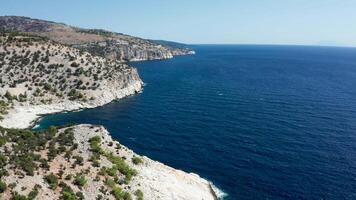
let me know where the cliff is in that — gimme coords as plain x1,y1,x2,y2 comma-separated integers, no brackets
0,16,194,62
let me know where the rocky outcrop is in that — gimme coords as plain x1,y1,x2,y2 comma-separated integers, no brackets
0,16,194,62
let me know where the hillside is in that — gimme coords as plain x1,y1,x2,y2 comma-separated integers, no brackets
0,16,194,61
0,32,142,128
0,124,216,200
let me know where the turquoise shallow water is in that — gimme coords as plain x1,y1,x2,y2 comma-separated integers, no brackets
35,45,356,200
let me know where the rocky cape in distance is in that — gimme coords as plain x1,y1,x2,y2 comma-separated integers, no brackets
0,16,221,200
0,16,195,62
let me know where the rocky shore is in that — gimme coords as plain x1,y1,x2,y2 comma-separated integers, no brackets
0,80,142,129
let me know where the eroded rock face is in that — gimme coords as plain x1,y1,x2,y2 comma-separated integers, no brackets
73,41,174,62
0,16,194,62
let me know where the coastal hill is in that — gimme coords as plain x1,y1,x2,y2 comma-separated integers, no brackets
0,16,194,62
0,32,142,128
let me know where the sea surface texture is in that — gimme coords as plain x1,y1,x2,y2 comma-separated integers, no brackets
35,45,356,200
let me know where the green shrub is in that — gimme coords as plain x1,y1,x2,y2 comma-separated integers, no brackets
59,181,76,200
0,137,6,146
109,184,132,200
104,153,137,183
4,91,13,100
105,178,116,188
122,192,132,200
76,191,84,200
0,180,6,193
92,159,100,167
106,166,117,176
135,189,143,200
132,156,143,165
11,192,28,200
73,155,84,165
89,136,103,154
62,191,76,200
0,154,7,167
65,174,72,180
0,169,8,178
28,184,41,199
73,174,87,187
45,173,58,189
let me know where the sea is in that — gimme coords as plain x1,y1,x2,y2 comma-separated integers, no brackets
34,45,356,200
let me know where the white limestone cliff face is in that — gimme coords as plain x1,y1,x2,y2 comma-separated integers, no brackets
0,79,142,129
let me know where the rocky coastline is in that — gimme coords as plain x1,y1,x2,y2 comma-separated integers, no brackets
0,20,221,199
0,80,143,129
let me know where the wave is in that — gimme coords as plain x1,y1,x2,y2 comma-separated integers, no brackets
32,124,40,129
209,181,228,199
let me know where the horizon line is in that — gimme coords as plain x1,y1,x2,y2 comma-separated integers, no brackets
185,43,356,49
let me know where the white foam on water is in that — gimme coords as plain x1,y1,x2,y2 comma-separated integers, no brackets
209,181,228,199
32,124,40,129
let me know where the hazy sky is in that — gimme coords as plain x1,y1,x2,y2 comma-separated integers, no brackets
1,0,356,46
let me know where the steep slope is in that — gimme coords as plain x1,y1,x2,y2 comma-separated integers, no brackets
0,16,194,61
0,32,142,128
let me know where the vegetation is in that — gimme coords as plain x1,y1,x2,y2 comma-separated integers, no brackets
132,156,143,165
45,173,59,190
105,152,137,183
0,180,6,193
73,174,87,187
111,187,132,200
0,125,140,199
135,189,144,200
89,136,103,153
59,182,77,200
89,135,137,182
28,184,41,199
0,100,9,120
0,33,134,108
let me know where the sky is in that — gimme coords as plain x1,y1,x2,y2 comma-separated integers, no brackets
1,0,356,46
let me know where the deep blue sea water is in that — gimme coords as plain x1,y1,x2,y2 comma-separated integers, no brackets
34,45,356,200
